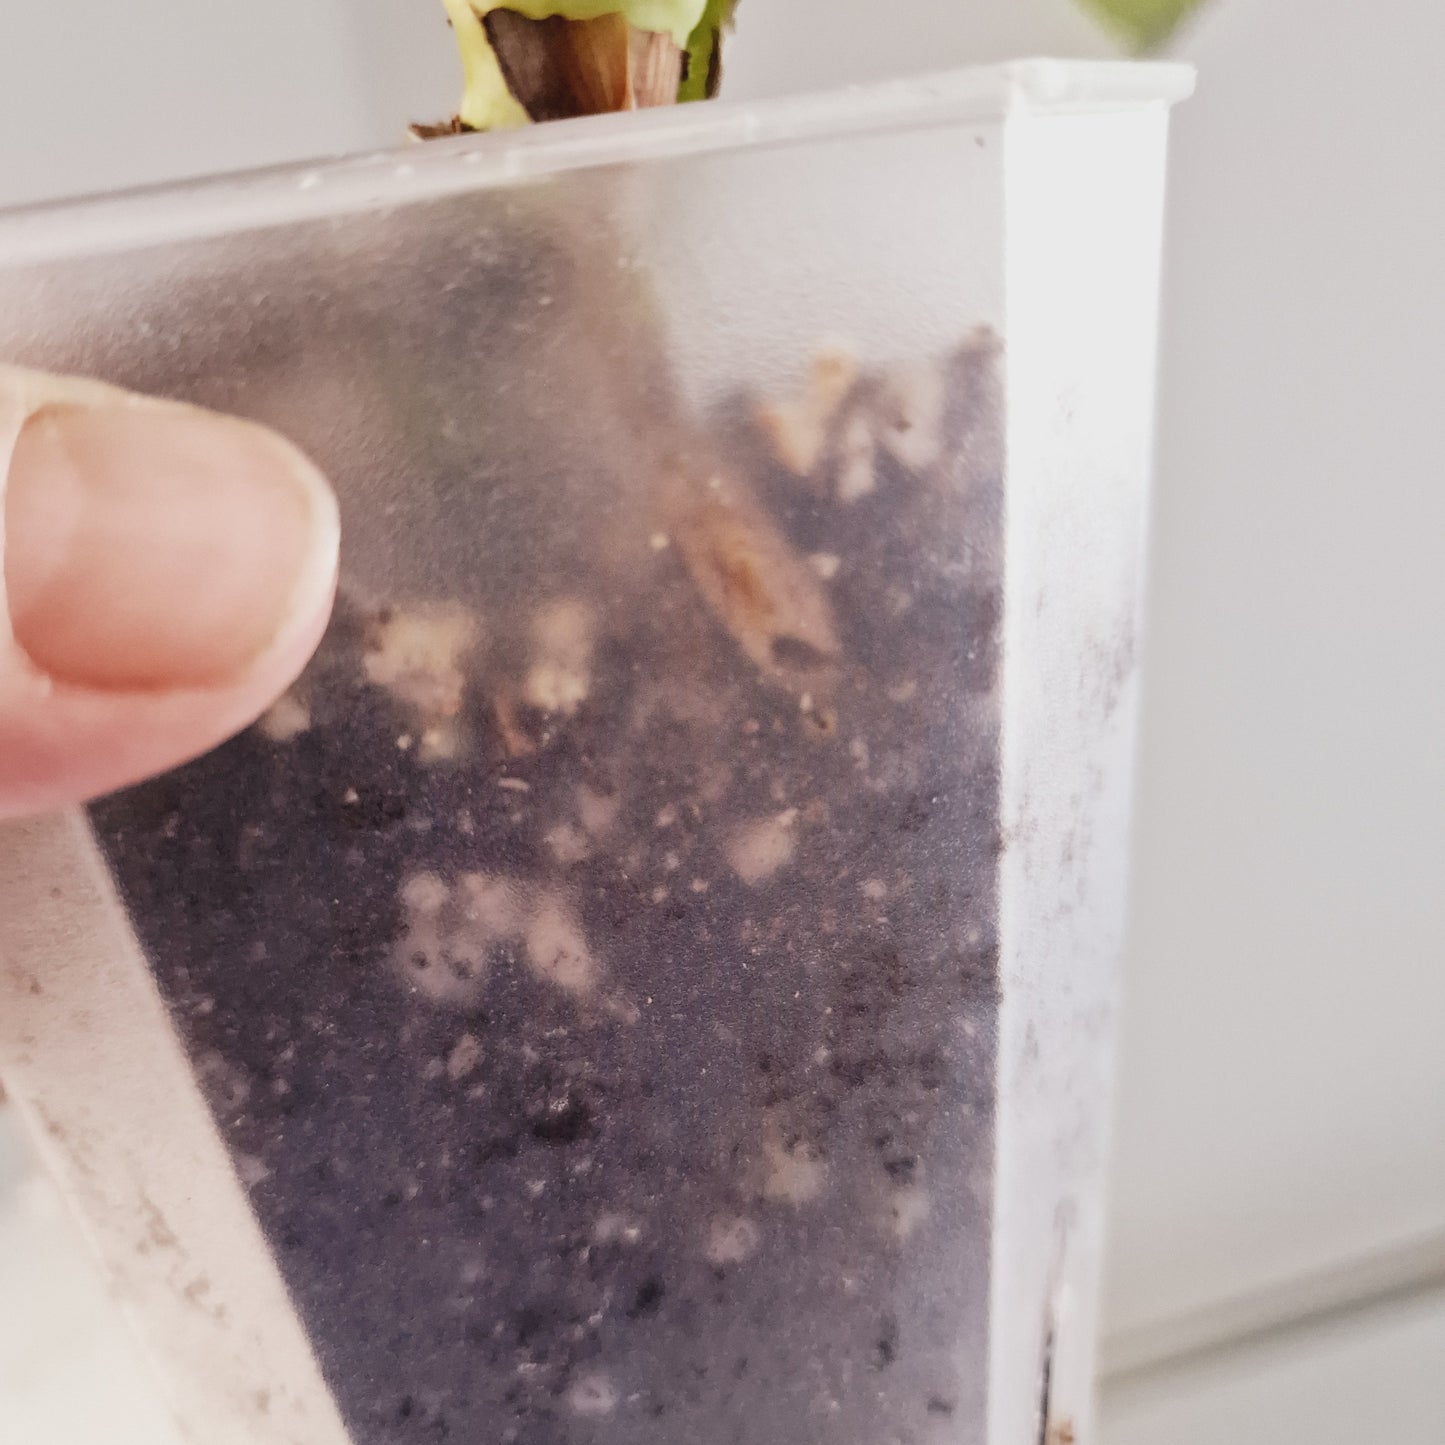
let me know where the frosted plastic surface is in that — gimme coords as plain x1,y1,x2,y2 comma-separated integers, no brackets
1,119,1005,1444
0,68,1186,1445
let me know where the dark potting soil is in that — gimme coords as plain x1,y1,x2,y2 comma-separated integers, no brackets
90,335,1004,1445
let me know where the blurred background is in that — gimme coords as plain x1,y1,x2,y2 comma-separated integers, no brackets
1,2,1441,1442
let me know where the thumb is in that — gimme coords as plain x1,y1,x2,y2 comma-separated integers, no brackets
0,365,339,818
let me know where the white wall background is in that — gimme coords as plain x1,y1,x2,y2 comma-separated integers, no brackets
727,0,1445,1366
2,0,1442,1439
1105,0,1445,1346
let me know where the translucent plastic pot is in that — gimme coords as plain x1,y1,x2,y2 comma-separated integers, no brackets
0,61,1191,1445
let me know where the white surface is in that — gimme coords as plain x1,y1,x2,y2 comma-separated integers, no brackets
1107,0,1445,1336
0,1112,186,1445
1,0,1443,1437
0,1,380,210
725,0,1117,95
993,102,1174,1445
0,818,351,1445
1100,1289,1445,1445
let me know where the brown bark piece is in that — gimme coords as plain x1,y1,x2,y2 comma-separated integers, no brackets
485,11,683,121
671,483,841,693
628,25,686,109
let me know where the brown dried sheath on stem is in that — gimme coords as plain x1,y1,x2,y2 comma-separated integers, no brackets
424,7,841,699
485,11,683,120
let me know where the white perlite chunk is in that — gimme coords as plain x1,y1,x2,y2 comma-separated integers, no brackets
705,1215,761,1267
544,822,592,865
566,1373,618,1417
235,1153,272,1188
727,809,798,885
755,350,858,476
393,869,624,1016
522,598,595,716
593,1215,642,1246
887,1184,932,1241
878,359,948,472
256,691,311,742
575,784,621,838
835,411,877,503
446,1033,482,1082
393,870,524,1007
364,605,478,716
363,605,480,760
524,892,598,999
761,1126,827,1205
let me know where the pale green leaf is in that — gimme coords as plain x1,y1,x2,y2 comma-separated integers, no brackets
678,0,736,103
1076,0,1205,51
468,0,707,49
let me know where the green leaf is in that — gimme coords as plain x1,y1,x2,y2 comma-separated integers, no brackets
444,0,531,130
1075,0,1205,51
678,0,735,103
476,0,708,49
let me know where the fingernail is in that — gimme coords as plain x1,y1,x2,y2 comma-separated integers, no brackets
4,402,338,691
